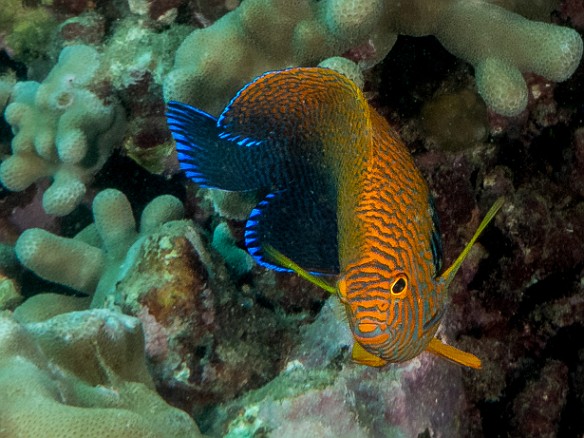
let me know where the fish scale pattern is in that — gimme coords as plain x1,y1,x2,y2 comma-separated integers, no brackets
336,95,443,364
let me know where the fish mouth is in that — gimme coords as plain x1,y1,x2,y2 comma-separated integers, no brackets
354,320,390,342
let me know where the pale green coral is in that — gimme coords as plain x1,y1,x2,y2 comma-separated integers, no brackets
164,0,582,117
431,1,583,116
212,222,254,278
318,56,364,89
0,308,202,437
14,189,185,307
0,45,126,216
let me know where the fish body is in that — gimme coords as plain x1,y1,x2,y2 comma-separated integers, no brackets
167,67,502,368
337,107,444,364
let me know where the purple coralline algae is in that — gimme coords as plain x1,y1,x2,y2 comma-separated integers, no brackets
206,301,473,437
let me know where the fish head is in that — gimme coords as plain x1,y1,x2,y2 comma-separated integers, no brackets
337,264,442,365
338,197,505,368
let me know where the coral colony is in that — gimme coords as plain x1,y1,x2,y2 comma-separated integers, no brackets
0,1,583,436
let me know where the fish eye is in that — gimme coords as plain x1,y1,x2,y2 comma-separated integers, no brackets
390,274,408,297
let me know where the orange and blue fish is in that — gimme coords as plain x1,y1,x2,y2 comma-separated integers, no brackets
166,67,503,369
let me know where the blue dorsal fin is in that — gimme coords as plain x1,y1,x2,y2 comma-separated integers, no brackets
166,101,280,191
245,189,339,275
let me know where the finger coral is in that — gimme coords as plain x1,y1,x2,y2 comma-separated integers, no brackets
430,1,583,116
0,45,126,216
14,188,185,307
164,0,582,117
0,308,202,437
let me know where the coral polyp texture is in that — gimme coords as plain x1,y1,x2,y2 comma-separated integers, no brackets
163,0,582,116
0,45,125,216
15,188,185,307
0,309,202,437
432,1,583,116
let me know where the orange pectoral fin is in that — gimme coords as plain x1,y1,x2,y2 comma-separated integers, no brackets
426,338,482,369
351,342,388,367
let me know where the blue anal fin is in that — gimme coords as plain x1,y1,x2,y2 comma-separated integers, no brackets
166,101,274,191
245,188,339,275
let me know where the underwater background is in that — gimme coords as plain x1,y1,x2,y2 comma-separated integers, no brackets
0,0,583,437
